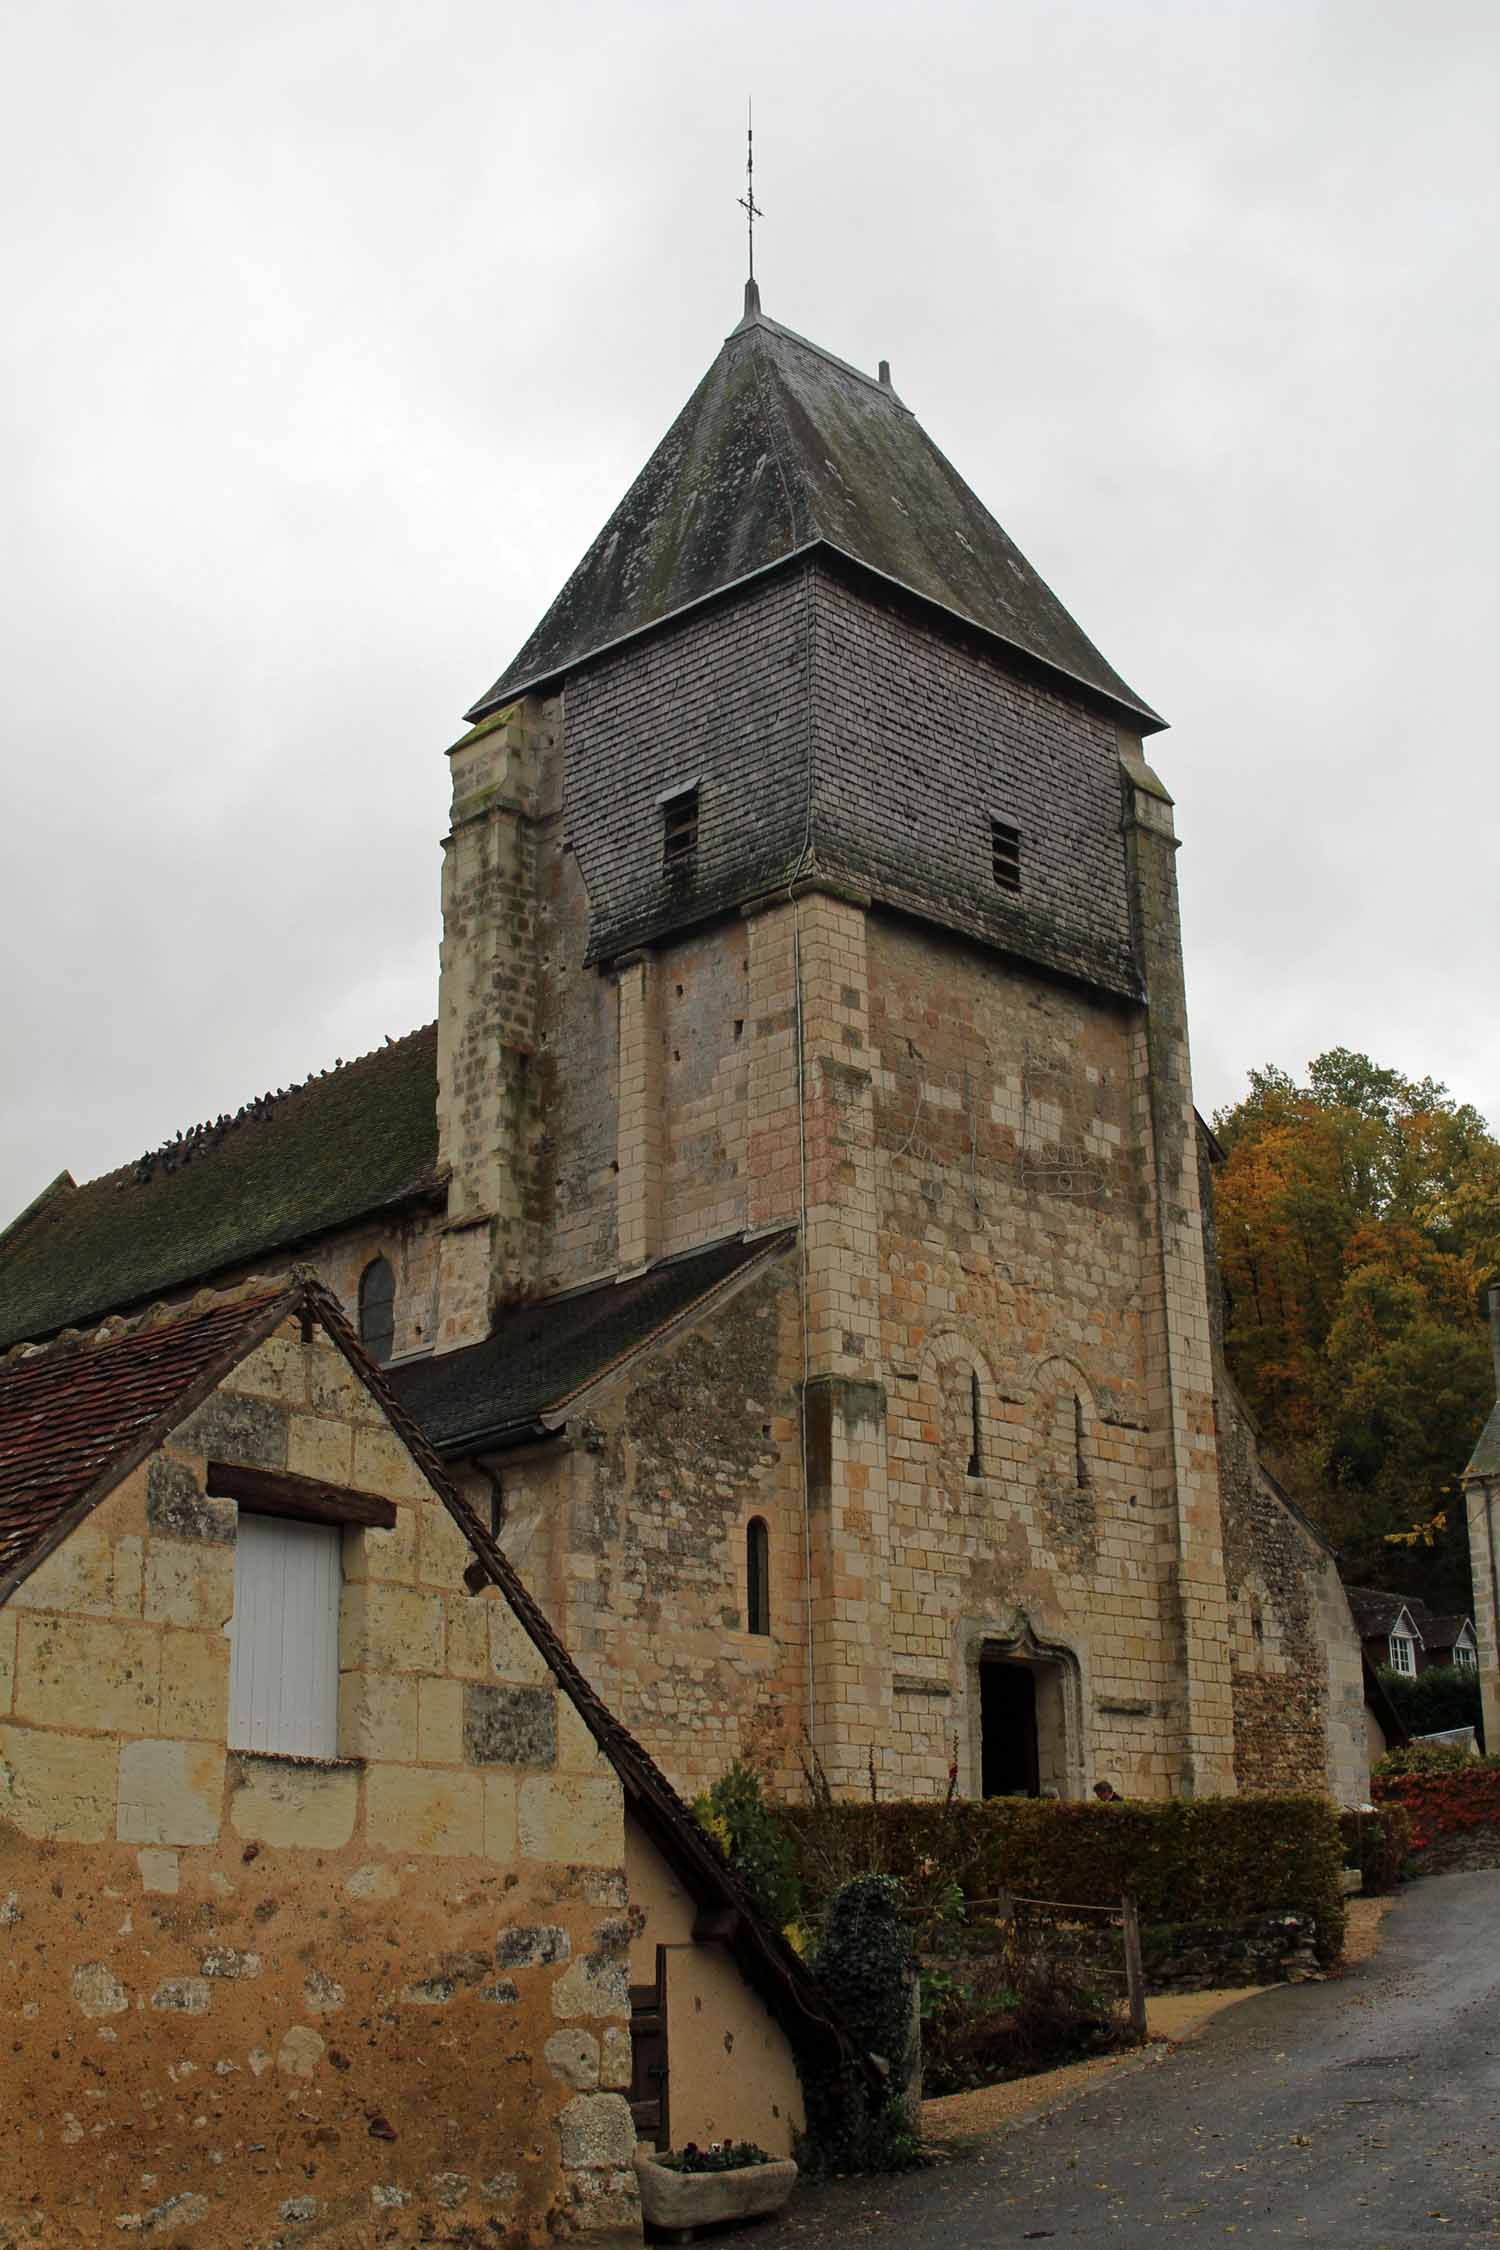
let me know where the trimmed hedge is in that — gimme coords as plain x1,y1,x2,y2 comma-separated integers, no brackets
1339,1805,1410,1893
1374,1760,1500,1853
781,1795,1348,1964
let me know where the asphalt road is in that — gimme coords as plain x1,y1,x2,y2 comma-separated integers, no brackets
770,1873,1500,2249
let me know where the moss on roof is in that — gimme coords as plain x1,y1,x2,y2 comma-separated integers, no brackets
0,1026,440,1348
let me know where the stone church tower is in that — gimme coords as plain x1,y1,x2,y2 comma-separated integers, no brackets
418,283,1239,1801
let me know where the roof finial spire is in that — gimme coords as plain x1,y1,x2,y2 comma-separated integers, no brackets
738,97,763,319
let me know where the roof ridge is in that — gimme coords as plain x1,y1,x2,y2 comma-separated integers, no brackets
68,1023,438,1198
734,309,909,409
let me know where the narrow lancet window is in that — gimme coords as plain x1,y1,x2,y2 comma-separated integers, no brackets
358,1256,396,1365
1074,1393,1088,1488
967,1368,983,1478
747,1517,770,1636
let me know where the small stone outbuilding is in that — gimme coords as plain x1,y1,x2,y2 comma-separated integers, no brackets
0,1276,846,2245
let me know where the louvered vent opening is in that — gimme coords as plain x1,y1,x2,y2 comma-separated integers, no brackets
662,786,699,878
991,818,1021,892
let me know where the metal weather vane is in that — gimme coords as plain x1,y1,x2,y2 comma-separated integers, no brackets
738,99,763,283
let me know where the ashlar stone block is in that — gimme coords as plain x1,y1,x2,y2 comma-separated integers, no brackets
488,1599,553,1687
117,1739,225,1846
518,1774,622,1868
340,1582,444,1674
10,1528,114,1615
339,1671,419,1762
342,1508,418,1586
287,1413,354,1486
464,1682,556,1768
144,1544,236,1631
353,1425,438,1507
418,1500,473,1588
230,1754,358,1849
0,1723,117,1842
366,1764,483,1857
418,1676,464,1764
16,1614,161,1734
160,1630,230,1739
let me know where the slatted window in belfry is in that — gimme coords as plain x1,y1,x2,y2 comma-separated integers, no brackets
227,1513,341,1757
662,784,699,878
358,1256,396,1364
747,1516,770,1636
991,817,1021,892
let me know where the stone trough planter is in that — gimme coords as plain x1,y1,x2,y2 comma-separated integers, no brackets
633,2151,798,2241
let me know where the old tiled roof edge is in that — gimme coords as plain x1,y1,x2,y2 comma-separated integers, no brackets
1362,1654,1410,1748
0,1279,301,1607
298,1278,860,2069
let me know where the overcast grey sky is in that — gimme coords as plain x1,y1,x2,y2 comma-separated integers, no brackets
3,0,1497,1215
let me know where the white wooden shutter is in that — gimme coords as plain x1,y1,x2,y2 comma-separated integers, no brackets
227,1513,341,1757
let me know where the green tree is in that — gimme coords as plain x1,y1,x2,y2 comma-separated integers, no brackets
1214,1051,1499,1613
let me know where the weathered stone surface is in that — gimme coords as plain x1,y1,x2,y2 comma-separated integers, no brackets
144,1455,235,1544
0,1722,116,1841
340,1582,444,1674
303,1971,346,2014
159,1630,229,1739
519,1773,621,1866
419,1500,473,1588
557,2092,636,2170
152,1977,210,2015
136,1848,179,1894
10,1526,116,1611
229,1754,357,1849
418,1675,464,1763
276,2025,325,2078
144,1543,235,1631
353,1424,435,1506
545,2030,599,2088
0,1609,14,1714
600,2024,632,2089
338,1670,418,1762
287,1412,353,1484
365,1764,482,1856
464,1682,556,1768
551,1952,629,2020
344,1861,400,1902
483,1772,518,1861
488,1598,553,1686
16,1615,160,1735
633,2153,797,2230
70,1962,129,2017
117,1739,224,1846
170,1390,288,1470
496,1922,570,1969
200,1946,259,1979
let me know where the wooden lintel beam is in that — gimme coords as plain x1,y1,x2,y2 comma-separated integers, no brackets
206,1460,398,1531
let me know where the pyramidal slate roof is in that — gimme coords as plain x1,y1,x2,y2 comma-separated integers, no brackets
469,285,1161,731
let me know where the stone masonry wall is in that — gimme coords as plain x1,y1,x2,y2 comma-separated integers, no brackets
865,912,1187,1798
497,1249,810,1803
0,1314,636,2248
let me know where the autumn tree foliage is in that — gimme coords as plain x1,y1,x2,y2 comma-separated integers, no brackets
1213,1050,1500,1612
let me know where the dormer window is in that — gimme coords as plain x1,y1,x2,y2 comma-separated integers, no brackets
1389,1630,1416,1677
662,784,699,879
991,818,1021,892
358,1256,396,1365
